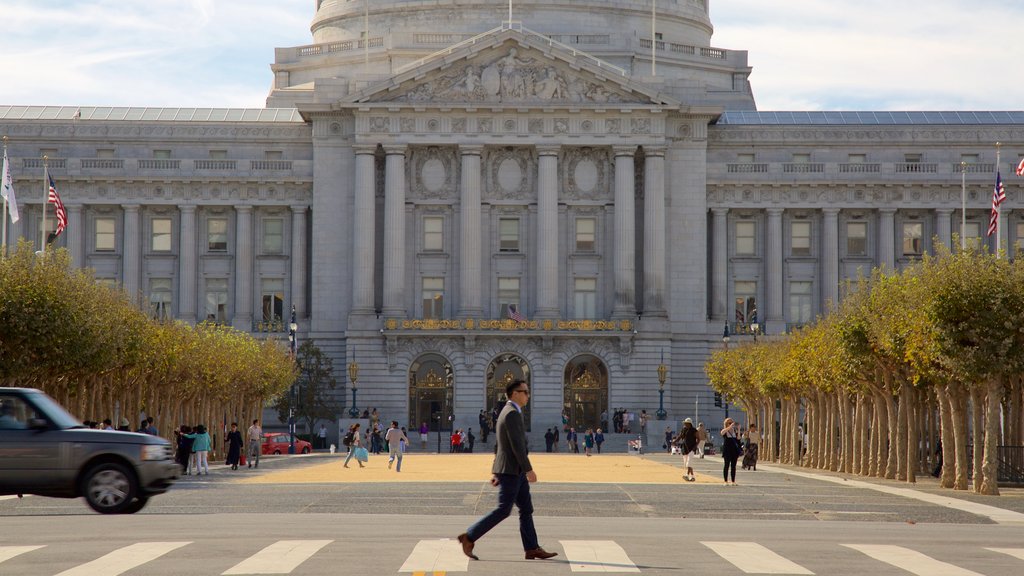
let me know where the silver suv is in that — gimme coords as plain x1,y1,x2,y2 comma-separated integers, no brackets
0,388,180,514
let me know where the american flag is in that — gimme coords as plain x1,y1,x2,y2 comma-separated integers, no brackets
987,172,1006,237
1017,157,1024,177
507,304,525,322
47,175,67,237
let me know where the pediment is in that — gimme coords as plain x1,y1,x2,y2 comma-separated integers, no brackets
350,31,678,107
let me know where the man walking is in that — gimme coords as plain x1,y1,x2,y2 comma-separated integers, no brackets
385,421,410,472
246,419,262,468
457,380,557,562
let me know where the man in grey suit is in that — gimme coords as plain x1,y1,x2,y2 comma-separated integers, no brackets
457,379,558,561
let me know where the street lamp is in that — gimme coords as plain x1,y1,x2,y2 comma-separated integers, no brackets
656,349,668,420
347,353,360,418
288,304,298,454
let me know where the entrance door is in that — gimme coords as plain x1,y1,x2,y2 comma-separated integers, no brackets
485,353,531,431
408,354,453,432
563,355,608,432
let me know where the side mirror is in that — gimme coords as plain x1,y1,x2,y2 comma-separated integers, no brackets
28,418,49,431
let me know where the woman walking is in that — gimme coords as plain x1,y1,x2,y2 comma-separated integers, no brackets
721,418,741,484
583,429,594,457
225,422,243,470
742,424,761,471
594,428,604,454
343,423,365,468
187,424,212,475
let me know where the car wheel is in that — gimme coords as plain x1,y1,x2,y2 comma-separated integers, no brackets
273,450,281,455
118,496,149,514
81,462,138,514
301,447,310,454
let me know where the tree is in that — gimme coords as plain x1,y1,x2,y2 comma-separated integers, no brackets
275,340,339,437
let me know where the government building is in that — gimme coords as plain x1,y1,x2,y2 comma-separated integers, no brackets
2,0,1021,434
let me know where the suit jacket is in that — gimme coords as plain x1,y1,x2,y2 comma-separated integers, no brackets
492,402,532,475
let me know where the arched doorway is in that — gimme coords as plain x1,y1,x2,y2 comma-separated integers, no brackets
408,353,453,432
563,355,609,431
485,353,531,431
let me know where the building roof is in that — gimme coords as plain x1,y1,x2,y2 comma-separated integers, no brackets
0,106,304,123
716,111,1024,125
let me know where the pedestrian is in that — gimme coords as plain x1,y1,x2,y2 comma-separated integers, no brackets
318,424,328,450
696,422,707,458
225,422,243,470
664,426,674,454
102,418,114,431
600,410,609,434
386,421,410,472
676,418,699,481
370,407,379,430
721,417,741,485
174,425,194,474
145,416,158,436
544,428,554,453
187,424,212,475
552,426,560,453
583,429,594,457
247,419,262,468
400,427,409,453
595,428,604,454
467,428,476,453
343,423,365,468
742,424,760,471
419,421,430,450
371,425,383,455
479,410,489,443
456,379,558,562
117,417,131,432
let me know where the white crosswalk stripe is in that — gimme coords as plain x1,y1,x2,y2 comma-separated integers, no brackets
398,539,470,573
54,542,192,576
560,540,640,573
987,547,1024,561
222,540,333,575
702,542,813,575
842,544,984,576
0,546,45,564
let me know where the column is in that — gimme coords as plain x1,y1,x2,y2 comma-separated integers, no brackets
383,145,407,316
459,146,483,317
352,146,376,313
935,208,953,251
612,146,636,318
122,204,141,303
536,146,559,318
878,208,896,271
290,205,308,319
766,208,783,326
643,147,666,317
67,204,84,269
822,208,840,308
233,205,253,330
711,208,729,321
178,205,197,323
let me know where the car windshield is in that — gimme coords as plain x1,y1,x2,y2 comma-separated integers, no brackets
29,391,85,429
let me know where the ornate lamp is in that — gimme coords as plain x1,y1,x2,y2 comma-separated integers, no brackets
656,350,668,420
347,354,360,418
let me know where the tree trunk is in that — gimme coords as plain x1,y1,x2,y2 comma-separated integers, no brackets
979,377,1003,496
904,386,917,484
949,387,969,490
970,386,985,493
883,374,898,480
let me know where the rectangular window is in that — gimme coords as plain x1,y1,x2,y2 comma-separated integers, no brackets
847,221,867,256
791,153,811,163
791,221,811,256
498,277,520,318
904,153,922,164
422,277,444,319
149,278,172,320
264,150,283,160
574,278,597,319
847,154,867,164
262,218,284,254
208,218,228,251
204,278,228,323
152,218,172,252
736,221,755,256
95,217,116,251
734,281,757,328
499,218,519,252
575,218,595,252
209,150,228,160
962,222,981,250
96,149,115,159
1016,222,1024,254
424,216,443,251
261,278,284,324
790,281,813,325
902,222,923,255
153,149,171,159
960,153,979,164
736,153,755,163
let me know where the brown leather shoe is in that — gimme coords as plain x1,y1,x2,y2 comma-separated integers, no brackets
525,547,558,560
457,533,478,560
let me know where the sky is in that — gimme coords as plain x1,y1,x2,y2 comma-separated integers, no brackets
0,0,1022,111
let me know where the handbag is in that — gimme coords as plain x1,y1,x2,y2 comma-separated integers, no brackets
354,446,369,462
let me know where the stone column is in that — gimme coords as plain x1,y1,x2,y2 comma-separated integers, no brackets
459,146,483,317
822,208,840,309
711,208,729,321
67,204,84,269
233,205,253,330
643,147,667,317
766,208,783,326
935,208,953,250
612,146,636,318
178,205,197,323
536,146,559,318
290,205,308,319
383,145,407,316
879,208,896,271
352,146,377,313
122,204,141,303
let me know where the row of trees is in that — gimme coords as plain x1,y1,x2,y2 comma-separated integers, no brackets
706,243,1024,495
0,241,297,448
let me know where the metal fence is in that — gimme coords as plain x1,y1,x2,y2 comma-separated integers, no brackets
964,445,1024,484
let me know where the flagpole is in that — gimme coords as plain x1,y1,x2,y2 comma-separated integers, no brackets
996,142,1002,257
41,156,48,251
2,136,8,254
652,0,657,76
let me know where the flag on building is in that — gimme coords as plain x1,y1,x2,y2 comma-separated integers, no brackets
1,148,19,223
987,172,1006,236
47,175,67,238
507,304,525,322
1017,157,1024,177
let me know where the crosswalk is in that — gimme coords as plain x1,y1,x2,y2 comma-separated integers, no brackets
1,541,1021,574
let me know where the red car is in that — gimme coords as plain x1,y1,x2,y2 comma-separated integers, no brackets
262,432,312,455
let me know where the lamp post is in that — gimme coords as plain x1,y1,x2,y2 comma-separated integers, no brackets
347,353,360,418
722,323,731,421
287,305,298,454
656,349,668,420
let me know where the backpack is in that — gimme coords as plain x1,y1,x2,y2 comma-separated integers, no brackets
343,431,354,447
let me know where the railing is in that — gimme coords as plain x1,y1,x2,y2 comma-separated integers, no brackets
195,160,237,170
251,160,292,171
138,159,180,170
782,163,824,174
81,159,124,169
296,37,385,56
727,163,769,174
895,162,937,173
641,39,728,60
957,163,995,173
838,163,880,173
23,158,66,169
999,446,1024,484
253,319,285,333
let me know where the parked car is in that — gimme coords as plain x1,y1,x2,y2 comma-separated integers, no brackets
262,432,312,455
0,387,180,514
